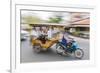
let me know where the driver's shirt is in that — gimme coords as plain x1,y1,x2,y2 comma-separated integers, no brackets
60,32,71,43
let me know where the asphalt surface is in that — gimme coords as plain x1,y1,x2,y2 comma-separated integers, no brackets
20,35,89,63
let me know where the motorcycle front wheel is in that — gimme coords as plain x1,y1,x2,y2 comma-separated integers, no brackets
74,49,84,59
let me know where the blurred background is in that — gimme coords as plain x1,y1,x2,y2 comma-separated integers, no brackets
20,10,90,63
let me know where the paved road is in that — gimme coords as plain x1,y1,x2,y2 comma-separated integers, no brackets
20,35,89,63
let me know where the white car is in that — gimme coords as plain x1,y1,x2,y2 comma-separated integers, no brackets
21,30,29,41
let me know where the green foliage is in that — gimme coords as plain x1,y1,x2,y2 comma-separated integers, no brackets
47,15,63,23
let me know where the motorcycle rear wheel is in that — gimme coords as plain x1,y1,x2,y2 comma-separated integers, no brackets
56,43,69,56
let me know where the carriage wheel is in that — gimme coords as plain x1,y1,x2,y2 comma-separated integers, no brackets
33,45,41,53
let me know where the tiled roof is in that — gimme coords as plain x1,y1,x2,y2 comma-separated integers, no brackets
71,18,90,25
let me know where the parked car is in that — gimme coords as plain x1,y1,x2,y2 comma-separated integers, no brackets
79,32,89,39
21,30,29,41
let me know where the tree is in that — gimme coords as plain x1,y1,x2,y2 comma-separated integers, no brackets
47,13,63,23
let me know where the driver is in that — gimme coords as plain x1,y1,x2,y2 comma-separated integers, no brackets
60,28,73,47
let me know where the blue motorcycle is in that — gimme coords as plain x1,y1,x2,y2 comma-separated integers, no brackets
56,36,84,59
